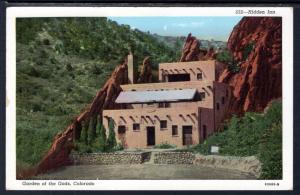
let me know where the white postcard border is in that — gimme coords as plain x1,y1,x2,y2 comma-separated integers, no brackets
6,6,293,190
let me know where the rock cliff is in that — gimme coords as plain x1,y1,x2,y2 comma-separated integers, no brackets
137,56,153,83
218,17,282,114
35,60,128,175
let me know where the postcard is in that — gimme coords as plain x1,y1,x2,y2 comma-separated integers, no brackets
5,6,293,190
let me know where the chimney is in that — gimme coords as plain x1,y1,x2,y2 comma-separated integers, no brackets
127,52,134,84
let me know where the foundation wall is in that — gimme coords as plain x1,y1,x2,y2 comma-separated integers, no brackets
71,152,151,165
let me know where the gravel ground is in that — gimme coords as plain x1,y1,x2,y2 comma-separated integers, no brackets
35,164,256,180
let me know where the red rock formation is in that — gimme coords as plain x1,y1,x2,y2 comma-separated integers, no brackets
35,60,128,175
218,17,282,114
203,47,216,60
137,56,152,83
180,33,217,61
180,33,201,62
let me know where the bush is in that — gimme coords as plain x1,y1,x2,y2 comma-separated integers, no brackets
98,121,107,151
189,100,282,179
106,119,117,150
242,41,255,61
259,122,282,179
154,142,176,149
216,49,233,64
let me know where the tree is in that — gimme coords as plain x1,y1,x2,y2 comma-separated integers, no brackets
97,119,107,152
81,120,89,145
107,118,117,149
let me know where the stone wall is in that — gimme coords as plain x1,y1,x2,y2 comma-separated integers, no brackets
70,151,261,178
71,152,151,165
154,152,195,164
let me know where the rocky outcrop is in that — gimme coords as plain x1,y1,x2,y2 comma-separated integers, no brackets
35,59,128,175
180,33,201,62
180,33,216,62
137,56,152,83
218,17,282,114
203,47,217,60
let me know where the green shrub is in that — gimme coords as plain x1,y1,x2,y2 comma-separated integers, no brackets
216,49,233,64
242,41,255,61
107,119,117,149
113,142,124,151
228,63,240,73
154,142,176,149
259,122,282,179
189,100,282,179
98,121,107,151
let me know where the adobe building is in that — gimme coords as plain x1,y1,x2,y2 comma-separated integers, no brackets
103,54,231,148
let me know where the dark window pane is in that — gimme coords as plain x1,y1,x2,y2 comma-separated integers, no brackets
172,125,178,135
133,123,140,131
197,73,203,80
118,126,126,134
160,120,167,129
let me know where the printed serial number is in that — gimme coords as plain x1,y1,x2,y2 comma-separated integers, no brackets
265,182,280,186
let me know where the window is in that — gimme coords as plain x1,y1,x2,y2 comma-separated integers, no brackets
172,125,178,136
222,97,225,104
200,92,206,100
226,89,229,97
159,102,171,108
160,120,167,129
197,72,203,80
118,126,126,134
133,123,140,131
216,103,220,110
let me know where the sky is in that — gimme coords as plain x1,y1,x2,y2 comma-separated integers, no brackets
108,17,242,41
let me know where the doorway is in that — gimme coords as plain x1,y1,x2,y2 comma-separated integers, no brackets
147,126,155,146
182,126,193,145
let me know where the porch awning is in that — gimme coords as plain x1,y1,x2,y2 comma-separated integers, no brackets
115,89,197,104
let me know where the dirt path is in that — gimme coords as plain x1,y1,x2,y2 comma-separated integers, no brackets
35,164,256,180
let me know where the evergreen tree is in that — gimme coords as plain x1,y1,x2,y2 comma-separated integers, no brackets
107,119,117,149
97,118,107,152
88,116,97,143
81,120,89,145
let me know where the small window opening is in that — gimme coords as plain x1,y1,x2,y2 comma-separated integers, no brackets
197,72,203,80
133,123,140,131
118,126,126,134
200,92,206,100
160,120,167,129
172,125,178,136
216,103,220,110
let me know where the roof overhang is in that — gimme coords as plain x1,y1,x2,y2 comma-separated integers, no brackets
115,89,197,104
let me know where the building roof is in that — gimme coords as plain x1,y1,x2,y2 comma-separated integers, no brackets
115,89,197,104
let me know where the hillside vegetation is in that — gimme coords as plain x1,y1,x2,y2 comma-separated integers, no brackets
16,18,179,167
189,100,282,179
